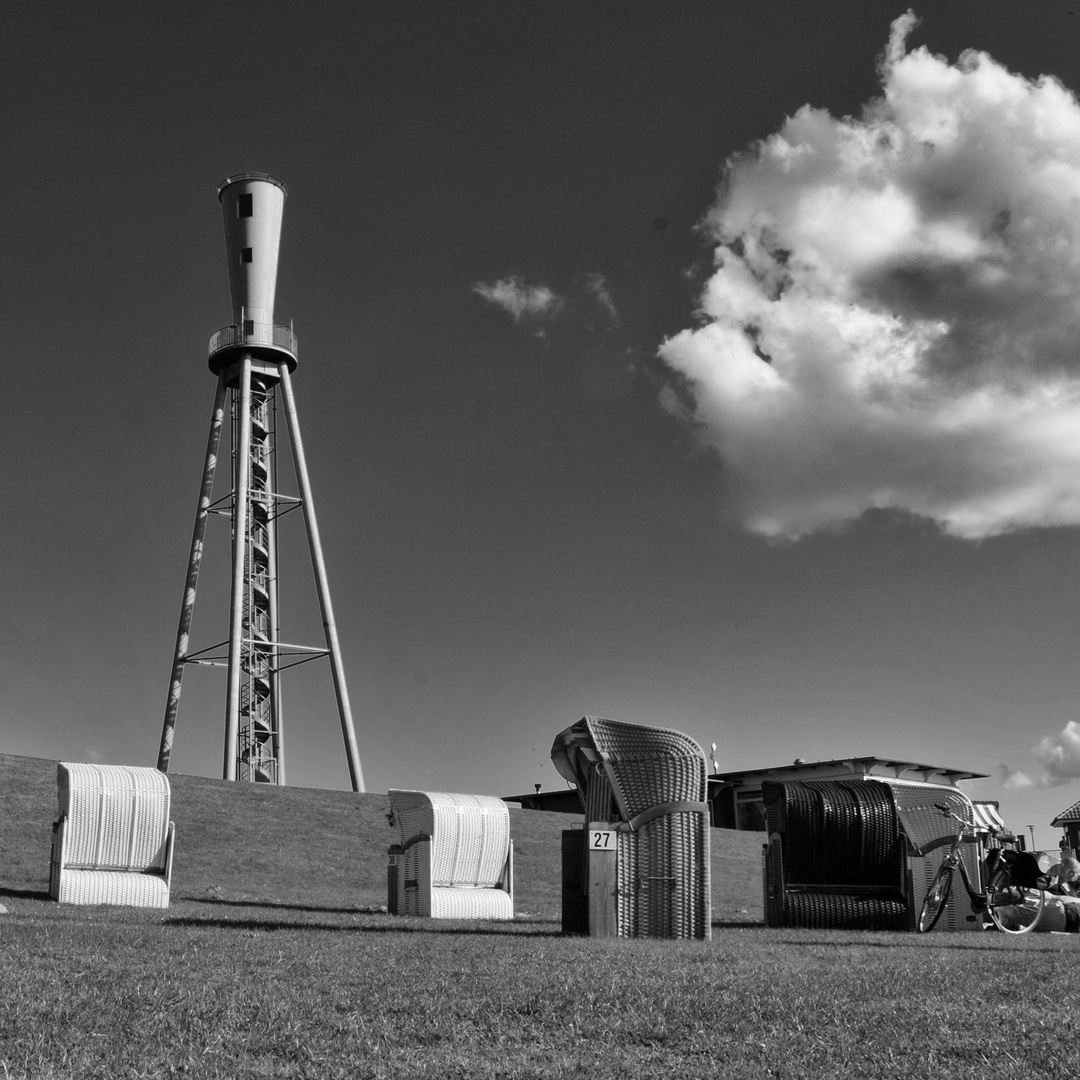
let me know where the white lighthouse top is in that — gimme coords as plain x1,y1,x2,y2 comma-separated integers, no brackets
207,172,297,376
218,173,287,329
218,172,288,202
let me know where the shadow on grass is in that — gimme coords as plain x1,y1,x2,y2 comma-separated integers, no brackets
713,920,765,929
0,887,51,901
774,934,1078,952
177,896,374,916
163,914,563,937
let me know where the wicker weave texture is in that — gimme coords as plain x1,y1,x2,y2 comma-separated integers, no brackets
552,716,711,940
427,887,514,919
57,762,171,871
784,893,908,931
877,779,982,932
762,833,786,927
764,779,901,888
580,716,708,819
398,839,513,919
616,811,710,939
399,839,427,916
879,780,976,858
389,790,510,888
583,769,616,827
388,790,513,920
50,764,174,909
56,868,171,909
762,780,907,930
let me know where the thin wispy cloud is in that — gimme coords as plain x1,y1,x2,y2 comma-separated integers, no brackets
583,273,621,329
661,10,1080,540
473,272,622,333
472,276,563,322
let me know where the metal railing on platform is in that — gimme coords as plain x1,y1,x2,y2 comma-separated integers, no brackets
208,322,298,358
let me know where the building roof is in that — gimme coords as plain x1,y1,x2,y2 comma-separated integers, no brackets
1051,798,1080,826
502,788,583,814
711,755,988,787
506,756,989,814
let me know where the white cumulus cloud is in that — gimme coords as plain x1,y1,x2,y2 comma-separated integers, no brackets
1033,720,1080,786
996,763,1034,791
998,720,1080,790
660,11,1080,539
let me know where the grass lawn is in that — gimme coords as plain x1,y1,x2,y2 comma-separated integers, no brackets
2,753,1078,1079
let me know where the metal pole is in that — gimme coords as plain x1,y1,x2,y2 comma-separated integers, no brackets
278,363,365,792
224,355,253,781
158,373,228,772
267,385,285,785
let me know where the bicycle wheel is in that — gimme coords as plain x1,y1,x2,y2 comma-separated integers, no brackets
918,864,953,932
985,867,1046,935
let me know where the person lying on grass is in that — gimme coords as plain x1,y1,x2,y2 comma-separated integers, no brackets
1048,855,1080,896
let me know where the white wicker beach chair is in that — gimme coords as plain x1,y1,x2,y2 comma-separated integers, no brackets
49,763,175,908
387,790,513,920
551,716,712,940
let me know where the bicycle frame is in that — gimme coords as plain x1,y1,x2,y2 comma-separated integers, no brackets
931,824,993,914
916,804,1045,934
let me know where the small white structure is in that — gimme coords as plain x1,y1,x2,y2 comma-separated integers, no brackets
387,790,513,919
49,763,175,908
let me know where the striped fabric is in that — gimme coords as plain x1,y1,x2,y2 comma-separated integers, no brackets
971,800,1006,834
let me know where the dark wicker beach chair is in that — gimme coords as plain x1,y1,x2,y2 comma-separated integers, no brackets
762,779,908,930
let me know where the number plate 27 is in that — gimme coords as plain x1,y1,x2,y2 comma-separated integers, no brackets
589,829,616,851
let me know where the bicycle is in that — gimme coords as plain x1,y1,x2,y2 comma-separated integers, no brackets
916,803,1047,935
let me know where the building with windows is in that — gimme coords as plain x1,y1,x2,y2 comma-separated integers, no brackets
507,754,994,833
710,756,988,832
1051,798,1080,852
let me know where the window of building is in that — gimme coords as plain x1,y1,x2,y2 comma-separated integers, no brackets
240,248,253,264
736,793,767,831
237,193,253,218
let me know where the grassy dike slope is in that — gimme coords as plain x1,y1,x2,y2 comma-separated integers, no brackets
0,752,763,922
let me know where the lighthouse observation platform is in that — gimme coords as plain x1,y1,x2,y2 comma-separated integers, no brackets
208,321,298,378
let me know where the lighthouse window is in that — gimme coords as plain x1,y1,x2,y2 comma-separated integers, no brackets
237,193,253,218
240,247,253,264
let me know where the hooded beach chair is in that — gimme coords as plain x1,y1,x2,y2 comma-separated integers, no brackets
387,790,513,919
49,762,175,908
761,777,987,932
761,778,909,930
551,716,712,940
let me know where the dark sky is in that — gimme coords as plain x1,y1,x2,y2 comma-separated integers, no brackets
5,1,1080,846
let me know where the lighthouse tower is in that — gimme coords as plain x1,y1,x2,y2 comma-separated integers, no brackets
157,174,365,791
